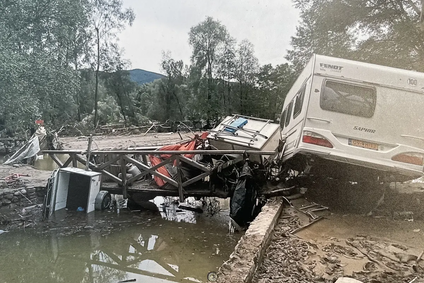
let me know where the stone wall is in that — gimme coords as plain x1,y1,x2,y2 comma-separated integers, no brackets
0,186,46,210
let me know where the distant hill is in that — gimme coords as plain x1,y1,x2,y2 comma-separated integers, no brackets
129,69,165,85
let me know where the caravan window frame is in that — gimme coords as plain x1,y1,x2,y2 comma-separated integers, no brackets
320,79,377,118
280,109,287,129
285,101,294,127
293,82,307,119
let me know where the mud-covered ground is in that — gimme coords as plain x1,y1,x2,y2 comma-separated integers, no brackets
254,180,424,283
60,132,199,150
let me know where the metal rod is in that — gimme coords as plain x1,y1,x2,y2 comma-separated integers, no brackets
231,114,272,122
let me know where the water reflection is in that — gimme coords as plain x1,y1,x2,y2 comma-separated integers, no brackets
0,201,238,283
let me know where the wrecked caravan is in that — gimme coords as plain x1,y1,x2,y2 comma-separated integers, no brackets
280,54,424,182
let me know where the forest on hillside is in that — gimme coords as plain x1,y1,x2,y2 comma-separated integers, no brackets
1,0,423,137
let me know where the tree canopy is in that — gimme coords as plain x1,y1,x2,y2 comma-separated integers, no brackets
0,0,135,136
287,0,424,72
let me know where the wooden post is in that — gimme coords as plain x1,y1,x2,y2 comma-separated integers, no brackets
175,156,184,202
86,134,93,171
72,153,77,168
121,156,127,199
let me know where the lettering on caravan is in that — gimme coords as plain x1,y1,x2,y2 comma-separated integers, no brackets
353,126,376,134
320,63,343,72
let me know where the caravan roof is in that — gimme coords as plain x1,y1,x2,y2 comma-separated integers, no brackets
313,55,424,94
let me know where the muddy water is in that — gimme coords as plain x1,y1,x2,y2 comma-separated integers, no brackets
34,153,81,170
0,198,240,283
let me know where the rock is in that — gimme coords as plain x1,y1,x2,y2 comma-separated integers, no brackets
4,193,13,200
2,200,12,206
20,189,27,195
27,187,36,193
335,277,363,283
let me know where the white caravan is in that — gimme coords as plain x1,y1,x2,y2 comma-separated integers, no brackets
280,54,424,182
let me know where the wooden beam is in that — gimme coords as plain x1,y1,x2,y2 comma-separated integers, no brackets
71,154,77,167
87,149,275,155
121,156,127,198
124,156,178,187
182,171,212,188
179,155,210,172
175,156,185,202
96,155,121,170
48,153,64,168
74,155,122,185
62,155,73,168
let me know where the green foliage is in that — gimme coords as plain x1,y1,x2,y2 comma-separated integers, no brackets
287,0,424,72
2,5,298,135
0,0,137,136
89,0,135,127
0,0,88,135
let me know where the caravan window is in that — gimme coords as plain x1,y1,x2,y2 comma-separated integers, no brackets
285,101,293,127
280,109,287,129
293,83,307,118
321,80,376,118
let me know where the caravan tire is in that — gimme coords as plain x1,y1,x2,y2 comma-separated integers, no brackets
95,191,111,211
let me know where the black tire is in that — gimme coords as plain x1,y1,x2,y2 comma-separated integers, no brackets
95,191,111,211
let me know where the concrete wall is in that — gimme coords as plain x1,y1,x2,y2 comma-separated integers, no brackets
217,197,284,283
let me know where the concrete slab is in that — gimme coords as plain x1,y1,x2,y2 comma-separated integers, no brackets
217,197,284,283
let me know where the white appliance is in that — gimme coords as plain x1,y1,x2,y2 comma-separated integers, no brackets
49,168,101,215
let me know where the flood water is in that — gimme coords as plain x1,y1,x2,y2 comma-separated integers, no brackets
1,154,241,282
0,197,240,283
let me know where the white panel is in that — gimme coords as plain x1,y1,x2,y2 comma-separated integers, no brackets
55,171,70,211
86,174,101,213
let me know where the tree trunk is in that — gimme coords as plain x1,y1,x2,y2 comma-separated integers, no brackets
94,27,100,128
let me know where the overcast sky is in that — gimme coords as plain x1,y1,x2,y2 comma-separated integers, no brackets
119,0,300,74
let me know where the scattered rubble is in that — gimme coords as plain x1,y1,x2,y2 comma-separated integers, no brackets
253,195,424,283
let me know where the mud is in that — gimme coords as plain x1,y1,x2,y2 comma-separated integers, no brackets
253,184,424,283
60,132,198,150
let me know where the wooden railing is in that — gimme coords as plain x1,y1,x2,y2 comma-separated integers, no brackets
42,149,275,201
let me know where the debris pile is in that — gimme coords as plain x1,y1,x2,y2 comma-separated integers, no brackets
253,198,424,283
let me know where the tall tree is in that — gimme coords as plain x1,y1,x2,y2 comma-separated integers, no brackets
0,0,89,134
89,0,135,127
159,52,187,122
188,17,231,125
234,39,259,115
256,64,295,119
103,54,137,126
287,0,424,72
216,34,236,115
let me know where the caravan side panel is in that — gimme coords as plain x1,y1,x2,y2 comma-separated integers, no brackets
280,54,424,181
